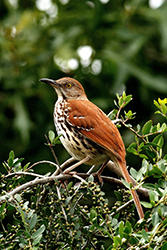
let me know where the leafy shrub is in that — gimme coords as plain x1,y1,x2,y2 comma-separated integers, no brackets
0,94,167,249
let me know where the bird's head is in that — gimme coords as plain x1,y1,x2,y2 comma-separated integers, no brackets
40,77,87,100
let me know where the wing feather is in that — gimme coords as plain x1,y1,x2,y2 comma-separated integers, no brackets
66,100,125,162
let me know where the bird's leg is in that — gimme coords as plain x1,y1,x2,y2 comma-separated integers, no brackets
97,160,110,176
94,160,110,185
63,156,90,174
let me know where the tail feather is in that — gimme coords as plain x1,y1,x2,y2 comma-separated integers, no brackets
117,160,144,220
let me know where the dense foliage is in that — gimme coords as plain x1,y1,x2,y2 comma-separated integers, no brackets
0,94,167,249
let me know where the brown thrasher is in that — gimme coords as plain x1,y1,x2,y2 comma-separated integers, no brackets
40,77,144,220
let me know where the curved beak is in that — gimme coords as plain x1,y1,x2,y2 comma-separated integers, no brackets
40,78,58,87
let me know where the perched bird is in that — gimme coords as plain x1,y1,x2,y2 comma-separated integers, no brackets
40,77,144,220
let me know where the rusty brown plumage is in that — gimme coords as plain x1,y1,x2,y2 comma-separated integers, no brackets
40,76,145,220
67,99,125,162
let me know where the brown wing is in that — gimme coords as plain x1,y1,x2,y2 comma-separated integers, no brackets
66,99,126,162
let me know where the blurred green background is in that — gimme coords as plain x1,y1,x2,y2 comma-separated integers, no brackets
0,0,167,167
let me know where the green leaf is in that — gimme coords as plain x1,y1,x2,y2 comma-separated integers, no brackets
145,148,156,159
23,162,30,171
138,153,148,160
121,179,130,189
48,130,55,143
118,95,123,107
90,208,97,223
0,203,6,219
162,243,167,250
152,211,160,226
88,175,94,182
154,98,167,116
130,168,138,179
141,201,152,208
152,134,164,148
149,191,158,205
142,120,152,135
13,158,24,167
142,158,149,170
113,236,121,247
124,110,135,120
30,214,37,230
67,181,73,191
124,221,132,234
117,92,132,108
32,224,45,239
127,142,138,155
0,203,6,214
157,160,166,173
118,221,124,238
154,100,160,109
8,150,15,167
141,229,149,242
124,95,132,106
111,218,118,227
161,122,167,132
14,194,22,202
65,196,72,205
114,191,122,200
32,234,42,246
54,135,62,144
138,142,145,151
137,124,141,132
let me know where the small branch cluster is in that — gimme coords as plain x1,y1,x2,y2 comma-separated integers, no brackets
0,154,148,204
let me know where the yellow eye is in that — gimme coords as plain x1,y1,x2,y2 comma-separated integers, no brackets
65,83,72,88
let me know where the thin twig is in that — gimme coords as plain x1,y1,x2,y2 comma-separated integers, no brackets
87,164,96,174
116,105,123,120
72,174,88,184
78,173,124,186
111,119,122,124
52,157,75,176
121,120,158,154
45,134,61,171
78,173,149,197
102,175,149,198
111,200,134,217
4,171,45,179
27,160,58,171
56,186,68,222
0,221,6,233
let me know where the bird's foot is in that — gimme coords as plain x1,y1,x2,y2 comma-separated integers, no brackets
92,172,104,186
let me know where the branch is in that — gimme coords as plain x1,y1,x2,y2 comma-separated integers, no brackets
0,170,148,204
78,173,149,198
52,157,76,176
4,171,45,179
27,160,59,171
111,200,134,216
56,186,68,222
44,135,60,167
121,120,158,154
0,173,71,203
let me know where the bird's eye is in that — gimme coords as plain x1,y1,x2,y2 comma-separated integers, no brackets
65,83,72,88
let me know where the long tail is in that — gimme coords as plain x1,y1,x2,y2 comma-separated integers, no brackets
117,160,144,220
